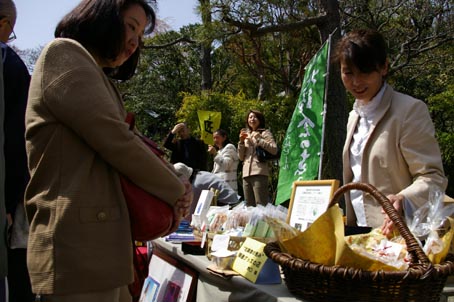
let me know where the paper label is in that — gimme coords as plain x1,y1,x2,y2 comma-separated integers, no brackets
211,234,230,252
232,238,267,283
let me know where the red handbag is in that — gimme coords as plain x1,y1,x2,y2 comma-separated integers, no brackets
120,113,176,241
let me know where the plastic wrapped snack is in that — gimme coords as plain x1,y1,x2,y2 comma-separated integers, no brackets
265,216,300,243
206,205,229,233
346,229,409,270
224,202,251,230
406,187,454,264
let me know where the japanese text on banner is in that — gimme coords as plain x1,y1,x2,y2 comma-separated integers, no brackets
197,110,221,146
275,41,329,205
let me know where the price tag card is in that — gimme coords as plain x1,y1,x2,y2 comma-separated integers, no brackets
232,237,268,283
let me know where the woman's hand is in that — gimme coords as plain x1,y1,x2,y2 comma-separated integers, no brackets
239,129,248,143
169,178,193,233
380,194,404,237
250,131,262,144
208,145,217,155
174,178,193,219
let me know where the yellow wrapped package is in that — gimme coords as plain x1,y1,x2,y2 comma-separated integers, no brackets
269,197,454,271
281,204,403,271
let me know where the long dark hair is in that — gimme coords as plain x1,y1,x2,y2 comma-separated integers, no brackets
55,0,155,81
245,109,266,131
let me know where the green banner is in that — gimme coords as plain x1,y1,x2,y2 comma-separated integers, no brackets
275,41,329,205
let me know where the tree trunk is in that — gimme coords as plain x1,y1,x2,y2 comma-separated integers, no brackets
318,0,347,185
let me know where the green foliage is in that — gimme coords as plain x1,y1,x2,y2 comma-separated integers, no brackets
118,29,202,140
428,84,454,196
177,91,257,138
176,90,297,199
176,91,295,145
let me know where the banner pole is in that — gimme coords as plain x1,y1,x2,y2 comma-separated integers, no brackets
318,33,334,180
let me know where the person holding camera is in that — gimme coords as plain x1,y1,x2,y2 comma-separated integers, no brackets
163,122,208,171
238,110,277,206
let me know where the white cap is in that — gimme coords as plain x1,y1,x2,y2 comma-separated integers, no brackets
173,162,193,180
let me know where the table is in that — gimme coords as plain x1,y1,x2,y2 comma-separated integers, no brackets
152,238,301,302
152,238,454,302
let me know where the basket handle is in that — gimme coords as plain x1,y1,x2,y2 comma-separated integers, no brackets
328,182,432,266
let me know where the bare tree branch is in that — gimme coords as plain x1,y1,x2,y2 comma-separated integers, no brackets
143,36,196,49
222,14,328,37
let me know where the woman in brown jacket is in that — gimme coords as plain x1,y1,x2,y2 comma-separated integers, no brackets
24,1,191,301
238,110,278,206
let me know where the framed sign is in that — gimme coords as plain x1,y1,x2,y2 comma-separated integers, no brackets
286,180,339,232
140,244,198,302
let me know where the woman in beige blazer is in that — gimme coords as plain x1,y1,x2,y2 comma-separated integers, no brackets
238,110,278,206
334,29,447,236
24,1,191,301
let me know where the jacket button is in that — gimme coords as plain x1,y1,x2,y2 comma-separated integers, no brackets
97,211,107,221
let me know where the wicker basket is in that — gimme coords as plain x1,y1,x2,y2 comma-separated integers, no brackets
264,182,454,302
